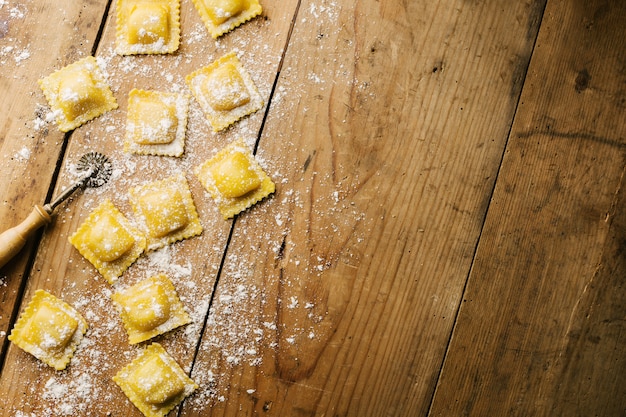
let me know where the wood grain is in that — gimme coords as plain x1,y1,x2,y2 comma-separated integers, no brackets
0,0,624,416
184,0,546,415
0,0,110,367
430,0,626,415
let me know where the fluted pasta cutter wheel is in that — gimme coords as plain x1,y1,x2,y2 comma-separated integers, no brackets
0,152,113,269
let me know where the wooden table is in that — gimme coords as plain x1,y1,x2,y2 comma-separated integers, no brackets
1,0,624,415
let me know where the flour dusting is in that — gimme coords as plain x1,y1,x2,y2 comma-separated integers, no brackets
2,0,370,415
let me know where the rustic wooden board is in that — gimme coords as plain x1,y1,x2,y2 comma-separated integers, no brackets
183,0,546,416
0,0,299,415
430,0,626,415
3,0,623,416
0,0,110,364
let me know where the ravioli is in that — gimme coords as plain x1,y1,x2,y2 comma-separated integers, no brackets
129,173,203,250
116,0,181,55
125,89,189,157
113,343,198,417
195,138,275,218
69,199,146,284
111,274,191,344
191,0,262,38
9,290,88,370
38,56,118,132
186,52,263,132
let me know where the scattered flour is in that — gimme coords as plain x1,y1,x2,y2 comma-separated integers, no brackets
4,0,371,415
14,147,30,161
13,47,30,62
0,3,30,66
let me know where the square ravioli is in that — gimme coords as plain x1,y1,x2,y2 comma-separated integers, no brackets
111,274,191,344
116,0,181,55
38,56,118,132
125,89,189,157
186,52,263,132
195,138,275,218
113,343,198,417
9,290,88,370
69,199,146,284
129,173,203,251
191,0,262,38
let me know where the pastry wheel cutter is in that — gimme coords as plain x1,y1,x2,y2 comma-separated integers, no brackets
0,152,112,269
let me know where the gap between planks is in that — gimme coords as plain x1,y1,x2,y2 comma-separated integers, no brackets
424,0,549,415
185,0,305,394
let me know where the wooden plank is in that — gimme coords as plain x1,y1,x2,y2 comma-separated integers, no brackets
183,1,546,416
429,0,626,415
0,0,109,363
0,0,300,415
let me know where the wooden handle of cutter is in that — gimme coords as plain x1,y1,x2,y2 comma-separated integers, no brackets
0,205,51,269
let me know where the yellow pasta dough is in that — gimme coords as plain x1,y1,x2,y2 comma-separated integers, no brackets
38,56,118,132
113,343,198,417
129,173,203,250
111,274,191,344
195,138,275,218
191,0,262,38
116,0,181,55
186,52,263,132
9,290,88,370
69,199,146,284
125,89,189,157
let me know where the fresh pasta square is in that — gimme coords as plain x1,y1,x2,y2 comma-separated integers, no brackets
129,173,203,251
113,343,197,417
116,0,181,55
69,199,146,284
111,274,191,344
125,89,189,157
9,290,88,370
38,56,118,132
195,138,275,218
191,0,262,38
186,52,263,132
